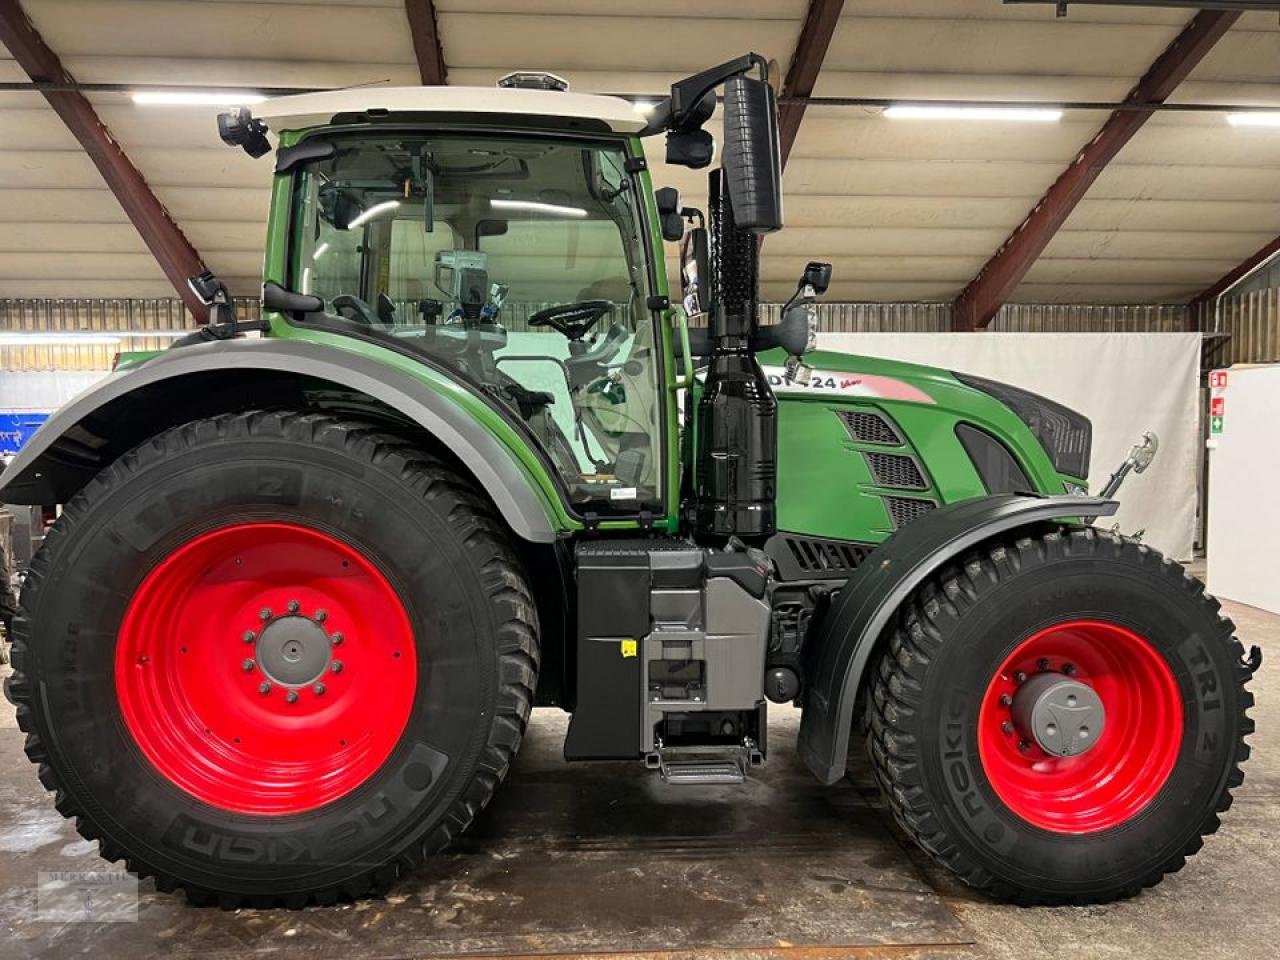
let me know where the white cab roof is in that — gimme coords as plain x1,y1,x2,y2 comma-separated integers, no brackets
257,86,649,134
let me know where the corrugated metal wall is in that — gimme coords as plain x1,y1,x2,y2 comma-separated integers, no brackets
1211,289,1280,366
991,303,1188,333
2,295,1274,374
0,298,258,373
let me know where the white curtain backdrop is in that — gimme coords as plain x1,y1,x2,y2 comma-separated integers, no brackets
816,332,1201,560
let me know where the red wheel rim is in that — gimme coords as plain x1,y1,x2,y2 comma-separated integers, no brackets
115,522,417,815
977,619,1182,834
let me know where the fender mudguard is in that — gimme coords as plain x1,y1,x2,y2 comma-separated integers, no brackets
0,338,559,543
797,493,1118,785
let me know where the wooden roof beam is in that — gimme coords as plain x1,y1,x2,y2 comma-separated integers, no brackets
778,0,846,169
0,0,210,320
405,0,447,86
952,9,1240,331
1189,235,1280,330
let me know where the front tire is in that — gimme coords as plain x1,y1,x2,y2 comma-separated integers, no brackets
868,526,1253,904
9,411,538,907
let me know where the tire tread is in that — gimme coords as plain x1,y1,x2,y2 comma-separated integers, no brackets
10,409,539,908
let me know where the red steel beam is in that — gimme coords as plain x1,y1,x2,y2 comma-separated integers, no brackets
405,0,448,86
952,9,1240,331
778,0,846,169
1188,235,1280,330
0,0,209,321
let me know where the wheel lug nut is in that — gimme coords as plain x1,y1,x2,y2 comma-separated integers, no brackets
313,683,326,696
1013,671,1027,684
1062,663,1077,676
999,693,1012,707
1036,658,1051,672
1017,739,1031,753
242,658,255,672
331,660,344,674
314,609,327,623
259,607,272,621
287,599,300,614
243,630,256,644
286,690,299,704
258,681,272,695
1001,720,1014,735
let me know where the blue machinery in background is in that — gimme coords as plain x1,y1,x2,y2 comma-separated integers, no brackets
0,413,50,457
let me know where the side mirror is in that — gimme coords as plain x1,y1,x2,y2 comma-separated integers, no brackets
679,225,711,317
655,187,684,242
803,261,832,295
721,75,782,233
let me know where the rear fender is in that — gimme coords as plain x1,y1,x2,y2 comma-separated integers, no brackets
0,338,559,543
797,493,1118,785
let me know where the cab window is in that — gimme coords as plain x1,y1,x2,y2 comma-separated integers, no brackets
290,133,663,514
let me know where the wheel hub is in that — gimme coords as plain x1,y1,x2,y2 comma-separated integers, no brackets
115,522,417,815
978,619,1183,833
1011,672,1105,758
255,614,331,687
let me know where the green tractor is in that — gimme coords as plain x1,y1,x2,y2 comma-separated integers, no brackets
1,57,1254,909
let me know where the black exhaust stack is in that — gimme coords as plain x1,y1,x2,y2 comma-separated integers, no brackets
692,71,784,540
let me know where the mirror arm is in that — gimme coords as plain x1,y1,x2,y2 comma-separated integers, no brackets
641,53,770,136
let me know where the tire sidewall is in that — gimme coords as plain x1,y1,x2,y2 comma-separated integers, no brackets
24,425,506,896
918,551,1238,895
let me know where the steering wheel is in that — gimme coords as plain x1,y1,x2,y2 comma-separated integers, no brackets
529,300,613,341
332,294,381,327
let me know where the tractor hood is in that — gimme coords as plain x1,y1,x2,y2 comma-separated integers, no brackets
757,347,1092,487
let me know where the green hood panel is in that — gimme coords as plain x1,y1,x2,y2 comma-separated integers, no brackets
760,349,1070,543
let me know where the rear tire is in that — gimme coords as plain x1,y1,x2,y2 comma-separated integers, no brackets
9,410,539,907
868,526,1253,905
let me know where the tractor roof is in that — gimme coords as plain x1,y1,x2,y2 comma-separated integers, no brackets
257,86,649,135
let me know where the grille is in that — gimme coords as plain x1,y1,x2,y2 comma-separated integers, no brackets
864,452,928,490
768,534,872,580
884,496,936,529
835,410,901,445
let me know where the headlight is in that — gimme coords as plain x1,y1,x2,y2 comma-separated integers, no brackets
953,372,1091,480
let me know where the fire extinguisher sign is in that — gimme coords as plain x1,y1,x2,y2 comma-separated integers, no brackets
1209,370,1227,435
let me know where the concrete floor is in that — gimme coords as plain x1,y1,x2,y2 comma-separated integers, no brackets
0,597,1274,960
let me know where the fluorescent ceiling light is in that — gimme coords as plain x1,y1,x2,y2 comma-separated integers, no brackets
491,198,588,218
0,333,122,345
1228,112,1280,128
884,105,1063,123
0,330,198,345
347,200,401,229
132,90,268,106
631,100,657,115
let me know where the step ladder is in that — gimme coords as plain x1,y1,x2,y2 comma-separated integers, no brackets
646,738,763,786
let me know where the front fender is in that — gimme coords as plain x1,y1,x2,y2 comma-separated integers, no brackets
0,338,560,543
797,493,1118,785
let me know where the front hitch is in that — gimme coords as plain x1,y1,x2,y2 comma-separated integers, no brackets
1098,431,1160,500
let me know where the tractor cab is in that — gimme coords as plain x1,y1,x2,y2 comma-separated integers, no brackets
256,87,670,517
